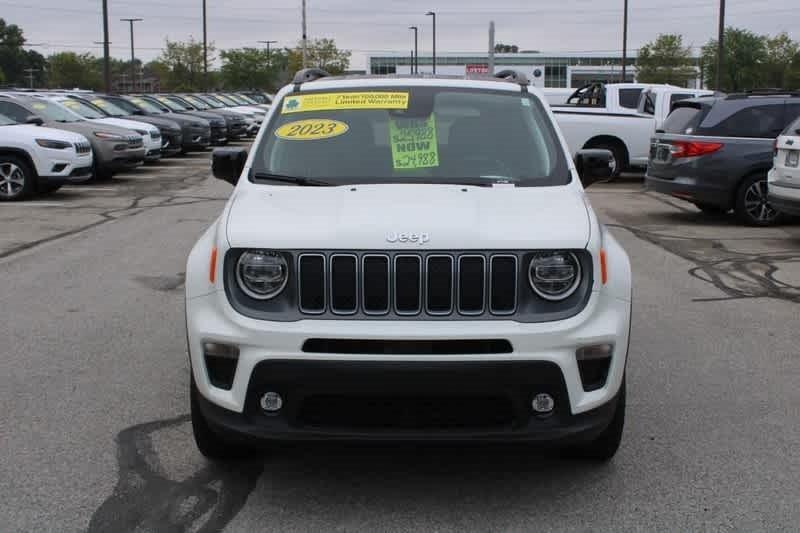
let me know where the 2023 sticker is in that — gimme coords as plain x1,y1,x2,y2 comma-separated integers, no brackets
274,119,350,140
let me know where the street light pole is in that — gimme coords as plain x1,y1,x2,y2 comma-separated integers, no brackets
257,40,277,66
621,0,628,82
409,26,418,74
426,11,436,74
101,0,110,93
121,18,143,93
716,0,726,90
202,0,208,89
301,0,307,68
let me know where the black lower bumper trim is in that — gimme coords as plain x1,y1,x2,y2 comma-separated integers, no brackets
197,360,619,444
768,193,800,216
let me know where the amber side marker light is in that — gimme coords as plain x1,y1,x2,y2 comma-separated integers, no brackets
599,249,608,285
209,247,218,283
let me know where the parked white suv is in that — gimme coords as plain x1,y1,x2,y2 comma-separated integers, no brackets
186,70,632,461
768,114,800,216
0,113,93,200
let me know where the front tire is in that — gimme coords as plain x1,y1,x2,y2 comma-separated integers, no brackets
735,174,781,226
0,155,36,201
564,378,625,461
190,374,254,460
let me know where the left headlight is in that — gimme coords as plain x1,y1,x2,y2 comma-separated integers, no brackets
236,250,289,300
35,139,71,149
528,251,581,301
94,131,126,141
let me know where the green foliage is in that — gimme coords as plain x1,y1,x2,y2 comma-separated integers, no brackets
702,28,769,91
47,52,102,89
494,43,519,53
636,34,696,85
220,47,286,90
287,38,351,76
763,33,800,89
0,66,5,84
0,18,46,87
157,37,215,91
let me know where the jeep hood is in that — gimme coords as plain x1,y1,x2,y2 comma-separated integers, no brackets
226,184,591,250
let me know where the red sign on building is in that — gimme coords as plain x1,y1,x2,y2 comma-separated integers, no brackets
465,64,490,74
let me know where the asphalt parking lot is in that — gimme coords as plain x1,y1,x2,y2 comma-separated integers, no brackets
1,150,799,532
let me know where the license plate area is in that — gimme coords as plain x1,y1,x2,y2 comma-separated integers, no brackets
785,150,799,168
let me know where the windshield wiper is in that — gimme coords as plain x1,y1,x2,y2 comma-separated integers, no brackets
251,171,333,187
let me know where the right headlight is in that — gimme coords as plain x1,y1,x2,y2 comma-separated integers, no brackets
236,250,289,300
528,251,581,301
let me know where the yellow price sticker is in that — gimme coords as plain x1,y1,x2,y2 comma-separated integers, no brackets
282,92,409,114
31,103,46,110
275,119,349,140
63,100,79,108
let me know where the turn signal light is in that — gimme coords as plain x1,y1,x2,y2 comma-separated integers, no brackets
599,249,608,285
670,141,723,159
209,246,218,284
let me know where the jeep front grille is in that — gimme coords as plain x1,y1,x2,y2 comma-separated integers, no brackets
74,141,91,154
297,252,518,317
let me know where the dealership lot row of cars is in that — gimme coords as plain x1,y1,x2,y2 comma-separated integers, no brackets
0,90,272,201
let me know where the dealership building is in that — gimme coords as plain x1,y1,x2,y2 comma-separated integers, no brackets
367,51,702,88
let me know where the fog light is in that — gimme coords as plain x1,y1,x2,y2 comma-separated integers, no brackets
576,343,613,361
531,393,555,414
202,342,239,359
260,392,283,412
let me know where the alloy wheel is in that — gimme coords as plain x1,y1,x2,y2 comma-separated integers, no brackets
743,179,778,223
0,162,26,198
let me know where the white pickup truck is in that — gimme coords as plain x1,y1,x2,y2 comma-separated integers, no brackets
550,83,711,176
636,86,715,130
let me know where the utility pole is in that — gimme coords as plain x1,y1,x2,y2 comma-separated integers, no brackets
23,68,39,89
301,0,307,68
426,11,436,74
716,0,726,90
101,0,111,93
488,21,495,74
121,18,143,93
257,40,277,66
409,26,418,74
202,0,208,89
621,0,628,82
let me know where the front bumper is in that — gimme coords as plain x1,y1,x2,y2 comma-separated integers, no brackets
197,360,620,443
182,130,211,150
187,287,631,442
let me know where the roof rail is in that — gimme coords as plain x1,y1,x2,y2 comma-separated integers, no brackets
726,89,800,99
292,68,330,90
493,69,530,91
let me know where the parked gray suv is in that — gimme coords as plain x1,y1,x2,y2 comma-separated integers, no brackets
646,92,800,225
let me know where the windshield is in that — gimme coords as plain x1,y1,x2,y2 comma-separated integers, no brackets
252,86,569,187
663,104,707,135
90,97,128,117
0,113,15,126
155,96,189,112
28,99,83,122
183,95,210,110
237,94,259,105
127,97,166,114
214,94,238,106
59,98,105,119
195,95,224,108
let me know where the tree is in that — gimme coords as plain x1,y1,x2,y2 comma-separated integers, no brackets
220,47,286,90
494,43,519,53
0,18,46,87
157,37,215,91
763,33,800,89
702,28,768,91
636,34,696,85
287,38,351,76
47,52,102,89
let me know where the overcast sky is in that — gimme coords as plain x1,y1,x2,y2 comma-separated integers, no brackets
4,0,798,69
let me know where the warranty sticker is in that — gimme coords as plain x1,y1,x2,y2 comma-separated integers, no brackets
389,115,439,169
282,92,409,114
274,119,349,140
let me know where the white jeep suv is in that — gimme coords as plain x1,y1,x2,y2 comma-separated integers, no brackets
0,113,93,201
186,70,632,461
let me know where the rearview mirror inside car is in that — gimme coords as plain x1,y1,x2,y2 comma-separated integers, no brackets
212,148,247,186
574,149,613,188
26,115,44,126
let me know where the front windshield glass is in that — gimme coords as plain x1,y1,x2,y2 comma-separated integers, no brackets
0,113,15,126
155,96,188,112
252,86,569,187
127,97,166,114
184,95,210,110
90,97,128,117
28,99,83,122
59,98,105,119
237,94,258,105
196,95,224,108
214,94,237,106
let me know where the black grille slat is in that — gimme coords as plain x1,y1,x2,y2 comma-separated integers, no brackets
426,255,453,314
458,256,485,314
394,255,421,314
362,255,390,314
330,255,357,314
298,255,325,313
490,256,517,314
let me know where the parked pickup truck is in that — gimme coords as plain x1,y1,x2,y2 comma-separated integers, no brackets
550,83,713,176
636,86,716,130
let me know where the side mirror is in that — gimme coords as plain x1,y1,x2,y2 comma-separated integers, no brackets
574,149,613,188
212,148,247,186
26,115,44,126
655,128,665,134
